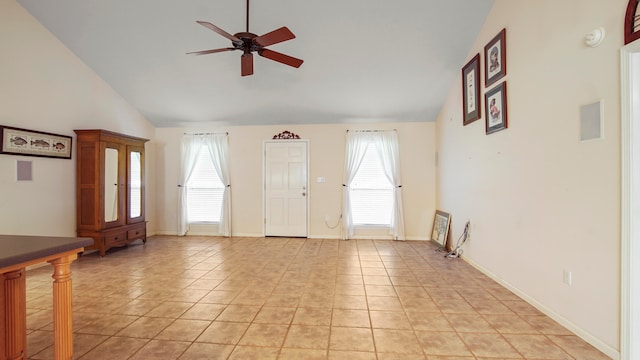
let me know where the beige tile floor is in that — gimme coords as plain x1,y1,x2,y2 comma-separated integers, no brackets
24,236,610,359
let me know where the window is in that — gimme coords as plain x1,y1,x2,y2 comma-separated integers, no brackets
342,130,405,240
185,147,225,223
179,133,231,236
349,142,393,226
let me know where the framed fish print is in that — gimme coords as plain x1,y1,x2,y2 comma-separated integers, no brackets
462,53,481,125
484,28,507,87
485,82,508,134
0,125,73,159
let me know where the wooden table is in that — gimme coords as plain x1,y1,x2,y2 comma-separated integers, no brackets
0,235,92,360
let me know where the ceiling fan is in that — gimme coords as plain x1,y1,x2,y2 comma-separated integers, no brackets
187,0,304,76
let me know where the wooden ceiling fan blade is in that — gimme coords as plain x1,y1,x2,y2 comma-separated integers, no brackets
241,53,254,76
196,21,241,42
186,48,236,55
259,49,304,68
254,27,296,47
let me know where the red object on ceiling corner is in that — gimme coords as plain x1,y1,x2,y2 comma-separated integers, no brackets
626,0,640,45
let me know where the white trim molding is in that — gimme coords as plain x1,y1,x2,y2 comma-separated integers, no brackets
620,41,640,360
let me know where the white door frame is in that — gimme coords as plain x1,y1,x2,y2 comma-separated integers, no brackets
263,139,309,237
621,41,640,360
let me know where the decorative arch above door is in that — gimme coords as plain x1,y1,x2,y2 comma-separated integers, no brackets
626,0,640,44
272,130,301,140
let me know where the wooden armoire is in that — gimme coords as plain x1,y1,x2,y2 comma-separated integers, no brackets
75,129,149,256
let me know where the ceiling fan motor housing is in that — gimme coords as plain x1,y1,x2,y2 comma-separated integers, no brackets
233,32,261,54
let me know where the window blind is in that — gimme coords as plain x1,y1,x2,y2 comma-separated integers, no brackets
186,147,225,223
350,143,393,225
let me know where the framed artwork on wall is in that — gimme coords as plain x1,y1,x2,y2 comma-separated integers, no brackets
462,53,481,125
0,125,72,159
431,210,451,248
485,81,508,134
485,28,507,87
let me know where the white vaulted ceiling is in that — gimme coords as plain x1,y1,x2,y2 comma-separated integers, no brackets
16,0,494,127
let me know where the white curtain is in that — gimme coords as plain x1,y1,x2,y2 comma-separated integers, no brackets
375,131,405,240
205,134,232,237
342,130,405,240
178,134,232,236
178,135,203,236
342,132,374,240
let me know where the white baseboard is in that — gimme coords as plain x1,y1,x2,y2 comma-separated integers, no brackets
150,230,175,236
229,232,265,238
307,235,430,241
405,236,430,241
148,231,430,242
461,254,619,360
307,235,341,239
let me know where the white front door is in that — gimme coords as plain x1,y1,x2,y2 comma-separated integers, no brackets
264,141,308,237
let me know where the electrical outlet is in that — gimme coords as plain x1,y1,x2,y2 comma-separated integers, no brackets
563,269,572,286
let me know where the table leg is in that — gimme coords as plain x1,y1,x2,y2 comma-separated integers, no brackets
48,254,77,360
1,268,26,360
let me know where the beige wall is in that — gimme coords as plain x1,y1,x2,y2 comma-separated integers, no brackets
155,122,436,239
436,0,624,356
0,0,156,236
